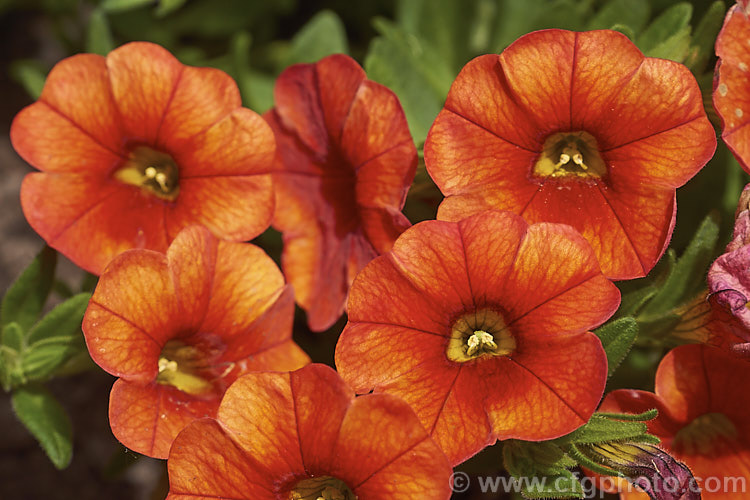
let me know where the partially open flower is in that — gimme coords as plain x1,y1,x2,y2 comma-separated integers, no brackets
425,29,716,280
11,42,275,274
708,245,750,340
82,226,309,458
266,54,417,331
335,210,620,464
166,364,452,499
596,344,750,498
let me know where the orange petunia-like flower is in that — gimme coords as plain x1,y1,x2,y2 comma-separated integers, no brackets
425,29,716,280
82,226,309,459
11,42,275,275
166,364,453,500
715,4,750,174
265,54,417,331
595,344,750,499
335,210,620,465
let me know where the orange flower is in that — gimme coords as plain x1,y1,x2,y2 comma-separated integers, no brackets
266,54,417,331
166,364,453,499
598,344,750,499
82,226,309,459
11,42,275,275
424,29,716,280
335,210,620,465
715,4,750,174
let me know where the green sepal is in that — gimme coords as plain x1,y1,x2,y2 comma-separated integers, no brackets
11,384,73,469
556,414,649,445
282,10,348,67
21,337,87,382
639,213,719,318
594,317,638,377
636,3,692,60
2,246,56,333
504,440,577,478
519,470,584,499
685,1,726,72
2,321,24,352
595,409,658,422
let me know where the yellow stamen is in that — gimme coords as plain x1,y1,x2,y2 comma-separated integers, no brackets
114,146,180,201
446,309,516,362
533,131,606,179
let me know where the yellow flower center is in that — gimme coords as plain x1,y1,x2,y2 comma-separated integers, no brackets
290,476,356,500
446,309,515,362
672,412,737,456
156,340,229,396
533,131,606,179
114,146,180,201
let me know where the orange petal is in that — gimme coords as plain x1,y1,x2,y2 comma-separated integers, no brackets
498,29,576,134
83,249,178,381
106,42,184,144
10,102,123,175
216,371,304,473
40,53,124,149
332,393,452,498
484,332,606,440
167,418,273,499
715,6,750,174
157,65,242,150
109,379,218,459
21,173,170,275
316,54,368,142
500,222,620,333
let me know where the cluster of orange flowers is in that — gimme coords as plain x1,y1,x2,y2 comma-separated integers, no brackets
10,4,750,499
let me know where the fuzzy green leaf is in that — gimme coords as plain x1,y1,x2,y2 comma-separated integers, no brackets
155,0,187,17
1,246,56,332
685,1,725,72
560,414,650,445
22,336,87,381
518,469,584,499
27,293,90,346
12,384,73,469
594,317,638,377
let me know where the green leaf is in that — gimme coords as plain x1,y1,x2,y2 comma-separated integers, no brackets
26,293,90,346
2,322,24,352
365,18,453,145
12,384,73,469
86,8,114,56
284,10,348,67
594,317,638,377
9,59,47,100
22,336,87,381
640,214,719,317
1,323,25,391
1,246,56,332
685,1,726,72
101,0,154,13
21,293,90,380
636,3,692,55
586,0,650,32
155,0,187,17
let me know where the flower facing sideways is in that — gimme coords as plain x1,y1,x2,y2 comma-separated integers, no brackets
596,344,750,499
335,210,620,465
82,226,309,458
425,29,716,280
11,42,275,275
266,54,417,331
166,364,452,500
